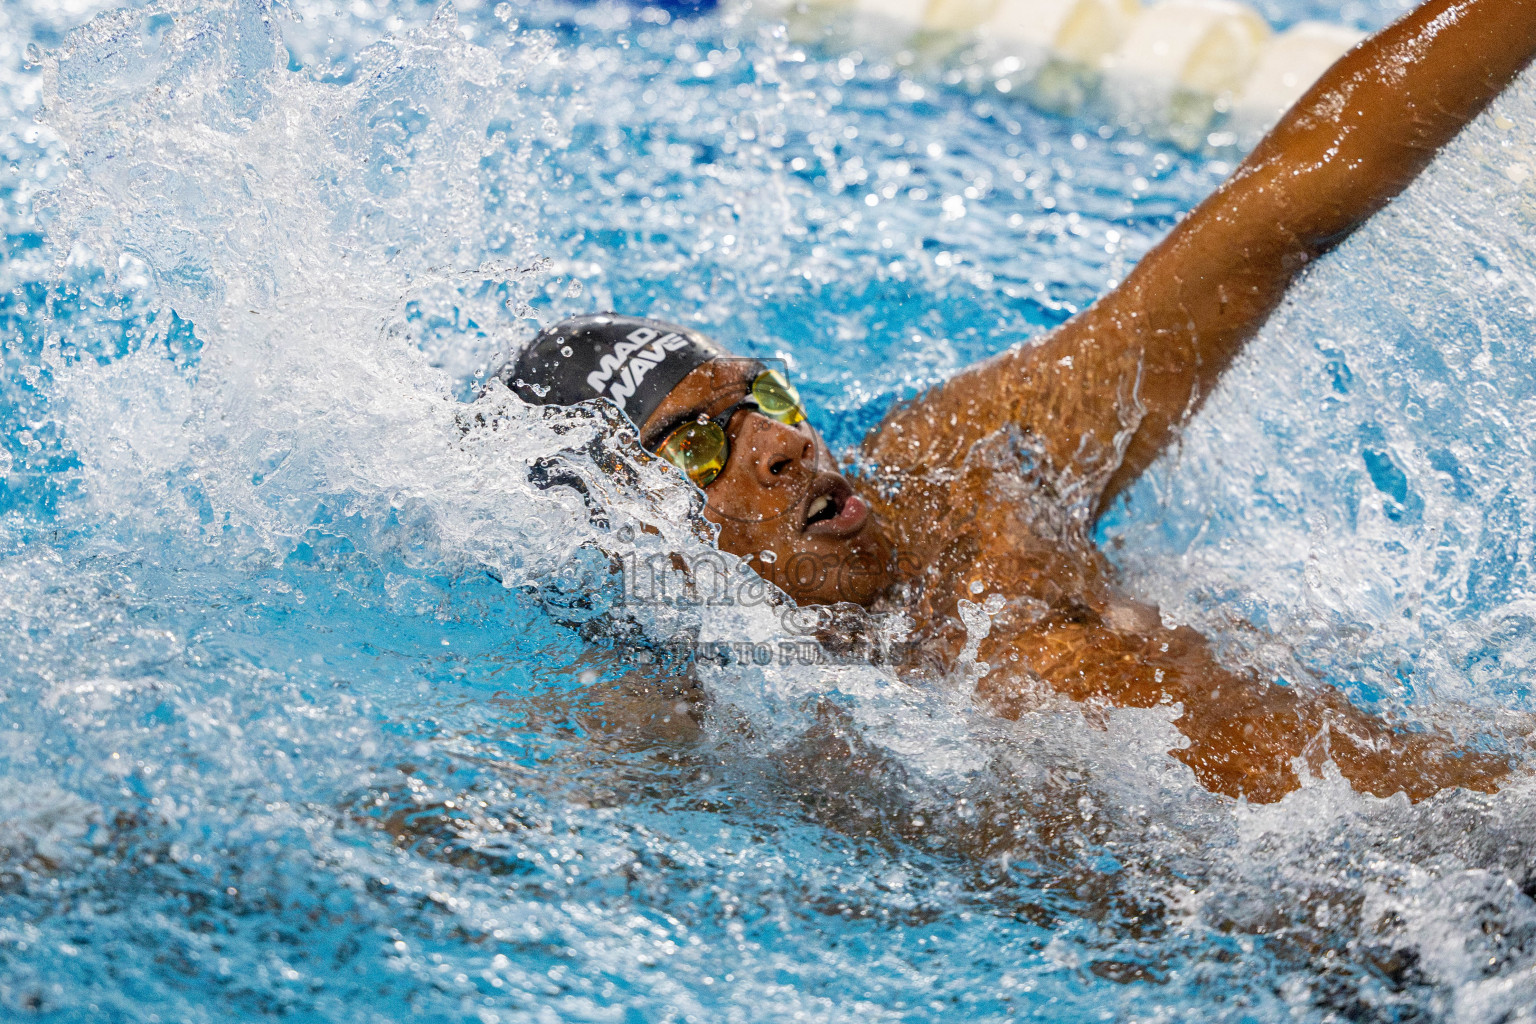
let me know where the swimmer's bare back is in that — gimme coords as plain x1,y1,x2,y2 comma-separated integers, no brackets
861,0,1536,803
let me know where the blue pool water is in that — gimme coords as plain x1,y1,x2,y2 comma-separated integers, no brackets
7,0,1536,1020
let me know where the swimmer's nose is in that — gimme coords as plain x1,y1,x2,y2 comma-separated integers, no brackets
740,415,813,487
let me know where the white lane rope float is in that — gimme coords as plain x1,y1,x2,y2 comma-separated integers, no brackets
755,0,1368,150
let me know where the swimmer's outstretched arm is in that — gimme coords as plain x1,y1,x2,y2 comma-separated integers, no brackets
866,0,1536,512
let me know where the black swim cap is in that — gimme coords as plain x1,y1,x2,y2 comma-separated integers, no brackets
499,314,729,431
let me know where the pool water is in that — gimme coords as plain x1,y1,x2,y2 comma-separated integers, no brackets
6,0,1536,1020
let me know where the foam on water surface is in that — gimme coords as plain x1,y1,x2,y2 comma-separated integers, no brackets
4,0,1536,1021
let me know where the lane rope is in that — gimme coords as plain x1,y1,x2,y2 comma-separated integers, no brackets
757,0,1367,149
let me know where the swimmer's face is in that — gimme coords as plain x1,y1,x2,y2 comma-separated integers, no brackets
641,359,897,606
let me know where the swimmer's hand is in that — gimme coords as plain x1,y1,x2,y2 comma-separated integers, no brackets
867,0,1536,516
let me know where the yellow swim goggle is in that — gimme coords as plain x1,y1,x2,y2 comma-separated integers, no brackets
648,367,808,488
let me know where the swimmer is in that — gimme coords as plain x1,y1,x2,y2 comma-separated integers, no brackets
496,0,1536,805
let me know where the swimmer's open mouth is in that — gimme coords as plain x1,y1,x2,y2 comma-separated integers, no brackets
804,488,841,526
802,474,869,537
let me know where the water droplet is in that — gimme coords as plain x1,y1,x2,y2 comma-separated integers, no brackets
24,44,42,66
982,593,1006,616
758,550,777,564
969,579,985,595
560,345,573,357
565,279,583,298
542,116,559,135
493,2,513,19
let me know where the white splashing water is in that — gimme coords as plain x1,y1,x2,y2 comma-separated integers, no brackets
36,0,688,581
7,0,1536,1020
